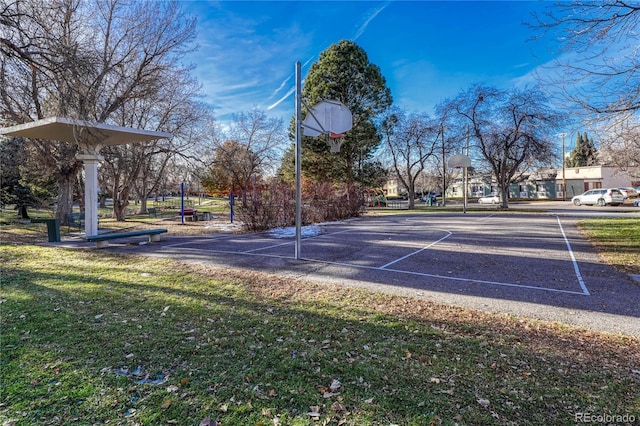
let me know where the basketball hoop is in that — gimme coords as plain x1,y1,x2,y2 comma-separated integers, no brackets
328,132,344,153
447,154,471,169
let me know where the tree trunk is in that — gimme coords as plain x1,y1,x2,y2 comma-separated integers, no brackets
113,198,129,221
111,177,131,221
17,205,30,219
407,180,416,209
500,187,509,209
139,197,149,215
75,173,85,212
56,172,76,225
99,191,108,208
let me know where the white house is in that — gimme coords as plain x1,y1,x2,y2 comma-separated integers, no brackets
564,165,639,198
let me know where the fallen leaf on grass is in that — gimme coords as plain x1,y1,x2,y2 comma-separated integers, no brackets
331,401,347,412
161,399,172,409
307,405,321,419
323,379,342,397
477,398,490,408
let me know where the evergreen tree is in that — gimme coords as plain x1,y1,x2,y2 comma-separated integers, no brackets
566,132,598,167
0,138,56,218
297,40,392,185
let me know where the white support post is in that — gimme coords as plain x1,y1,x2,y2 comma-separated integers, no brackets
76,153,104,237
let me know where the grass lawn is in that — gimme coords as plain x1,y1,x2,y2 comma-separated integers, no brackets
577,217,640,274
1,217,639,425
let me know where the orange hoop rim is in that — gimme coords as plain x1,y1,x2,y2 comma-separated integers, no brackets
329,131,345,139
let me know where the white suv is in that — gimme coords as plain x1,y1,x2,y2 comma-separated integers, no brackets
571,188,625,206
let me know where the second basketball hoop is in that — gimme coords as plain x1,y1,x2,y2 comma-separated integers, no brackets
302,99,352,153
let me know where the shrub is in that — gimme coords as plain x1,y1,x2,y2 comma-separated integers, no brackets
237,182,362,231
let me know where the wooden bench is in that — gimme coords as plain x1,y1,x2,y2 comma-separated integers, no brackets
66,212,84,231
85,228,168,248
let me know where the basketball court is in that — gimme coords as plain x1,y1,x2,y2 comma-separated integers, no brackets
160,213,594,296
100,210,640,336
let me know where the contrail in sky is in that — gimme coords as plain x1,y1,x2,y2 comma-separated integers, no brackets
353,1,391,41
267,55,315,110
268,0,389,112
268,86,295,110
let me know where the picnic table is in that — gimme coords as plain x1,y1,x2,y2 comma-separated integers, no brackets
179,209,198,221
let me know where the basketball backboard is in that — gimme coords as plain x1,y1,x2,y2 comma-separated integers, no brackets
448,154,471,168
302,99,352,137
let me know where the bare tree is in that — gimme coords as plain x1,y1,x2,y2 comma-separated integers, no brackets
203,109,285,206
228,109,285,177
202,140,254,196
380,108,440,209
0,0,198,222
100,71,211,220
531,1,640,116
446,85,562,208
593,117,640,182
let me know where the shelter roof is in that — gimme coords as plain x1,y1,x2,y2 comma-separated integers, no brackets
0,116,171,146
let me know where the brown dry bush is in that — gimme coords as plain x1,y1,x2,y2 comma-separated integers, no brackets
238,182,363,231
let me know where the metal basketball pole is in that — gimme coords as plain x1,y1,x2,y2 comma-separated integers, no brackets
295,61,302,260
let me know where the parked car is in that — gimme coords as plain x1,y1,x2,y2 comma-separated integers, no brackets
420,193,437,203
478,194,500,204
571,188,625,206
618,187,639,198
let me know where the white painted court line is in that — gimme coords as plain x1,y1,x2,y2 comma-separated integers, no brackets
477,213,497,221
243,241,292,253
554,215,590,295
243,228,355,253
160,214,591,296
163,236,225,248
162,244,295,260
378,231,452,269
310,214,590,295
295,257,590,296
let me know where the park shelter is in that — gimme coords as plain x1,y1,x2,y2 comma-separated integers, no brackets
0,117,171,236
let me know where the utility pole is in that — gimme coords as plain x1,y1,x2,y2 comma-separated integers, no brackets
441,124,446,207
464,125,470,213
561,133,566,201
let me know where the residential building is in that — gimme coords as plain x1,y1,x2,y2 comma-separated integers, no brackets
563,165,639,199
447,166,639,200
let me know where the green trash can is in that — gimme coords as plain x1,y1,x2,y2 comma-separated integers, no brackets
31,218,61,242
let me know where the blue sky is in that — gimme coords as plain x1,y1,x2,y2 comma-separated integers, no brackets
185,1,559,125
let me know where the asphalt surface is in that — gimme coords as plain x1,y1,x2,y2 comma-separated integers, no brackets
67,201,640,337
